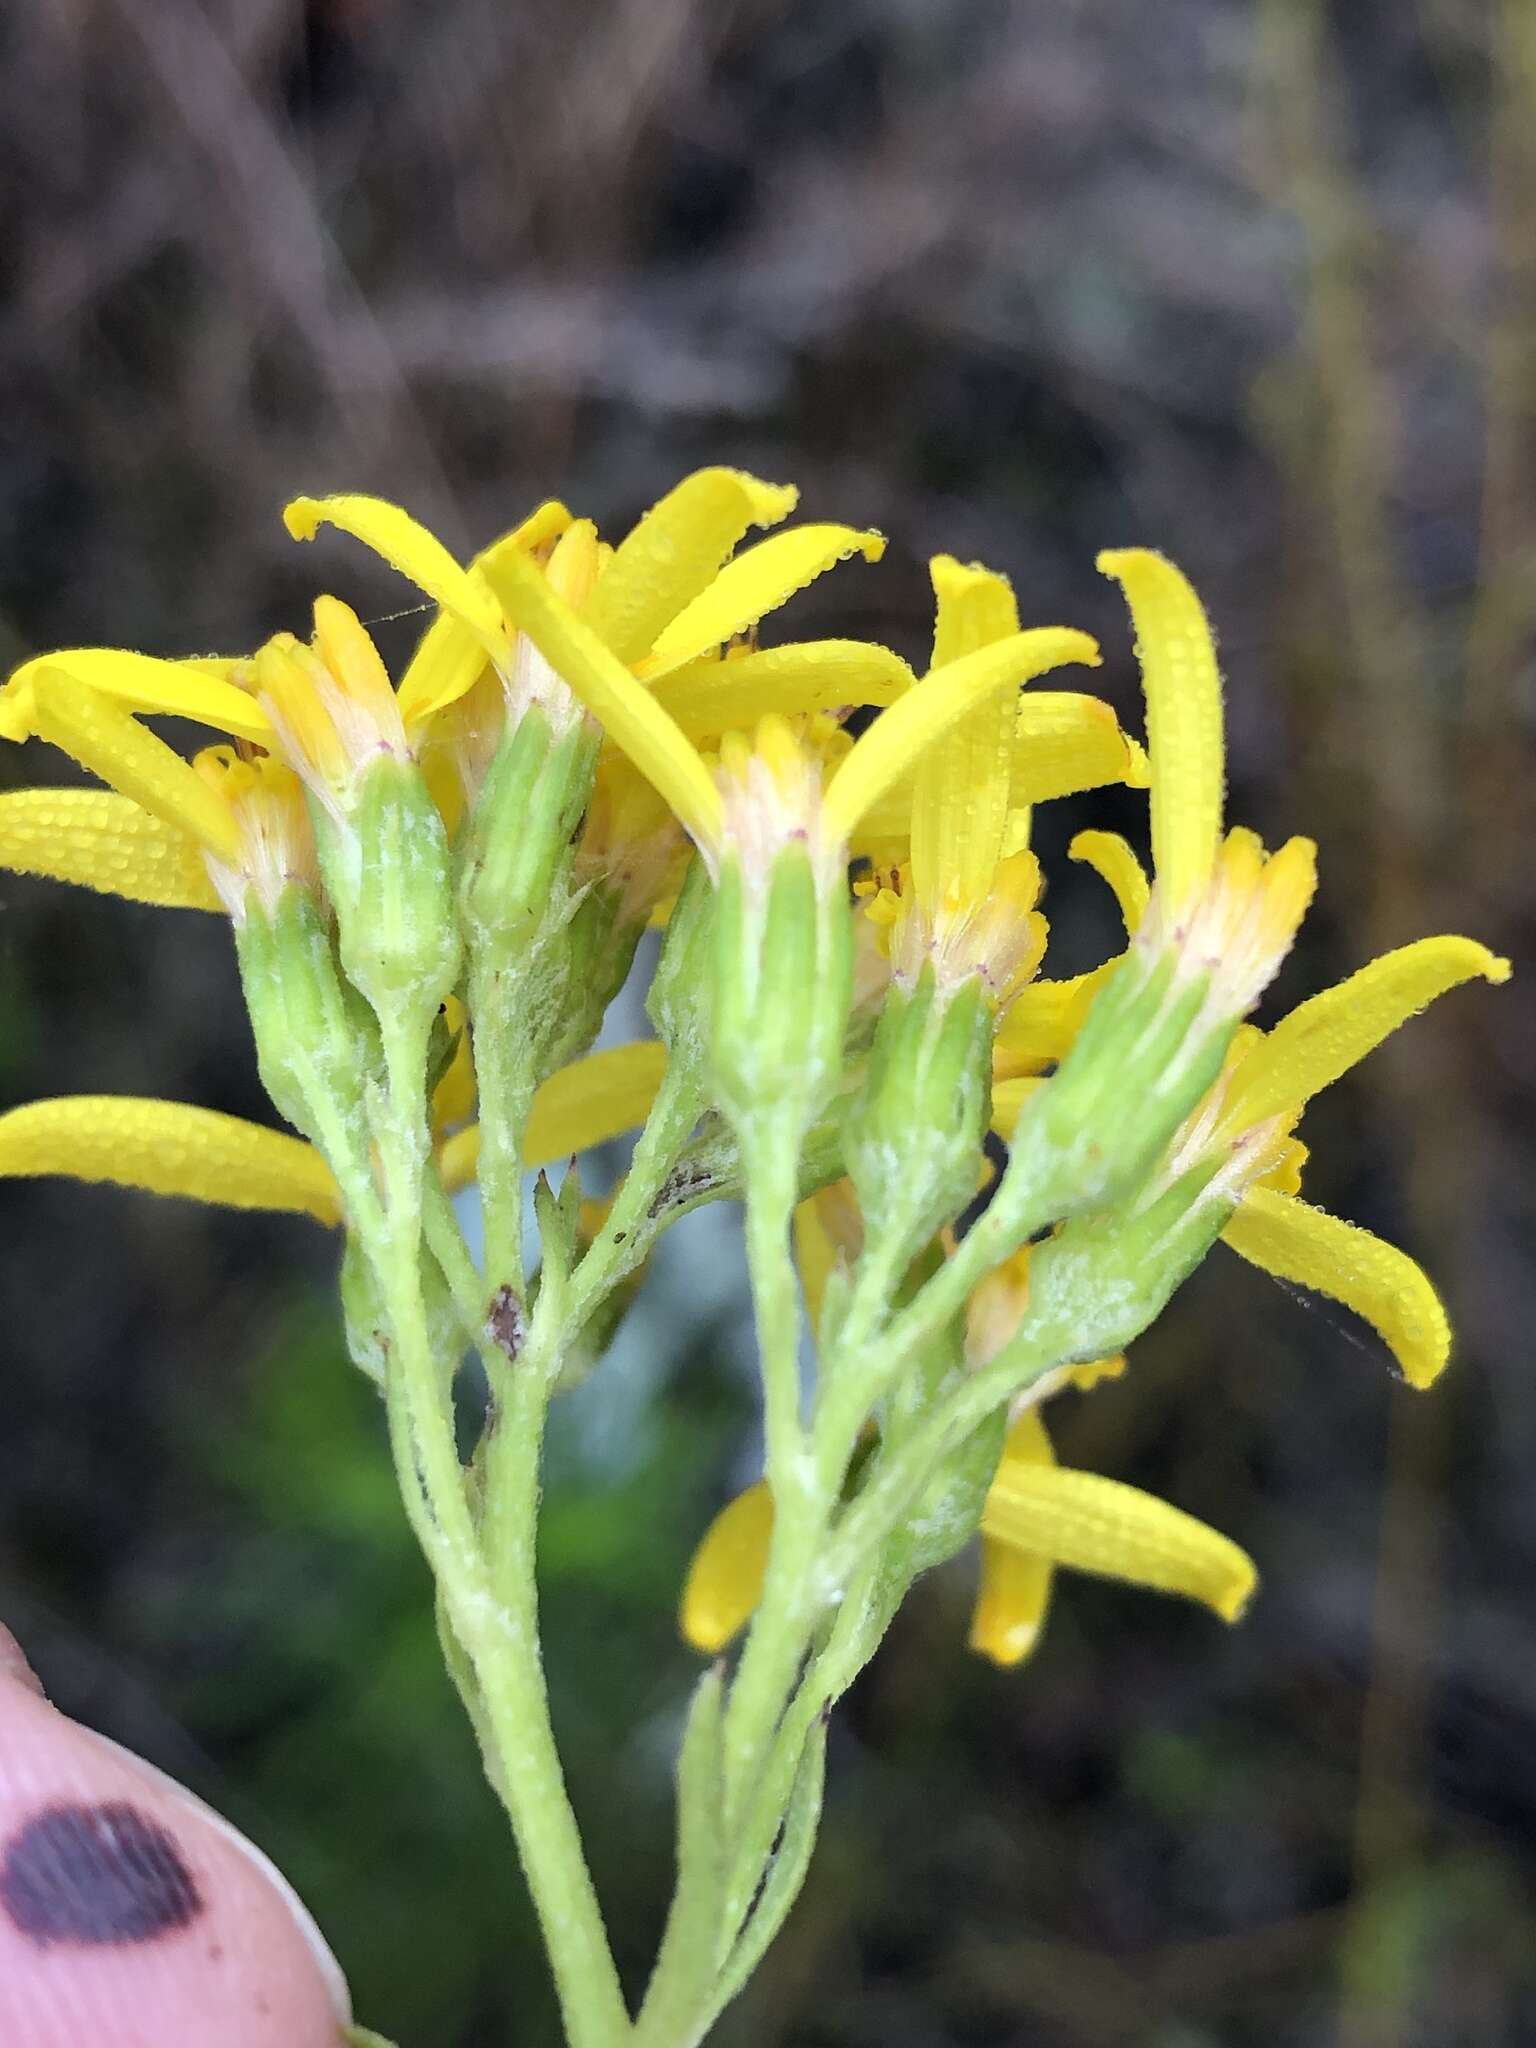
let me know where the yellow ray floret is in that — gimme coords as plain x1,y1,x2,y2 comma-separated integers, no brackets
651,640,915,739
792,1181,864,1337
431,997,477,1134
1219,935,1511,1137
680,1478,776,1655
681,1406,1256,1663
989,1073,1048,1138
0,1097,342,1225
929,554,1021,670
1220,1184,1449,1388
0,649,270,747
0,789,219,910
29,674,241,860
1097,548,1224,912
586,468,799,663
457,516,1099,871
1011,693,1149,806
255,600,409,805
822,629,1102,847
1069,829,1150,935
981,1443,1256,1631
852,692,1144,846
284,493,512,672
482,544,726,847
436,1039,669,1193
793,1195,839,1336
398,500,572,726
992,962,1114,1077
640,524,886,677
969,1408,1058,1666
910,557,1021,923
969,1540,1055,1667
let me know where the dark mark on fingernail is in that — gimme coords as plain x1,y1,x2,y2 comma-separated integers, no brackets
1,1801,203,1948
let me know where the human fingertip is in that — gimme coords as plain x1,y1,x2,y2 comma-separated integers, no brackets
0,1670,351,2046
0,1623,47,1700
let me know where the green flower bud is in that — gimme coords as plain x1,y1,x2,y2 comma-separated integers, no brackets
538,882,642,1077
645,855,715,1060
458,709,598,962
235,885,378,1148
1020,953,1234,1220
1022,1164,1230,1369
844,969,991,1253
710,845,852,1143
335,754,461,1026
888,1404,1008,1581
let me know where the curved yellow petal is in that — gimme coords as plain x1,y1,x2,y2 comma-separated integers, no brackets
680,1479,774,1654
284,494,511,668
911,558,1020,919
523,1039,668,1165
586,468,798,664
0,650,271,746
1254,1136,1308,1199
1220,936,1512,1135
850,693,1140,844
651,640,914,738
929,554,1020,670
1069,1353,1127,1392
643,525,885,675
998,1405,1056,1469
1221,1184,1450,1388
436,1126,480,1195
981,1460,1257,1623
1012,692,1147,807
793,1193,839,1335
990,1073,1047,1138
824,629,1101,847
29,675,239,860
431,997,477,1133
0,1097,341,1224
970,1539,1054,1666
992,960,1117,1076
398,500,572,725
436,1040,669,1192
1070,830,1150,935
1097,549,1224,909
0,789,220,910
480,546,724,849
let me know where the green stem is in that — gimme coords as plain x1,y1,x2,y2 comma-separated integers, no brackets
474,1336,631,2047
469,954,539,1295
717,1559,870,1949
423,1170,488,1337
565,1061,705,1328
368,1008,631,2048
719,1120,828,1833
827,1145,1060,1428
739,1122,809,1489
823,1317,1072,1595
809,1188,933,1495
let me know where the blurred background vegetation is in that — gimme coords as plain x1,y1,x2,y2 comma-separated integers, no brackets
1,2,1532,2042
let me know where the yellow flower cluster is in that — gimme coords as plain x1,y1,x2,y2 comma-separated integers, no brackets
0,468,1508,1673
